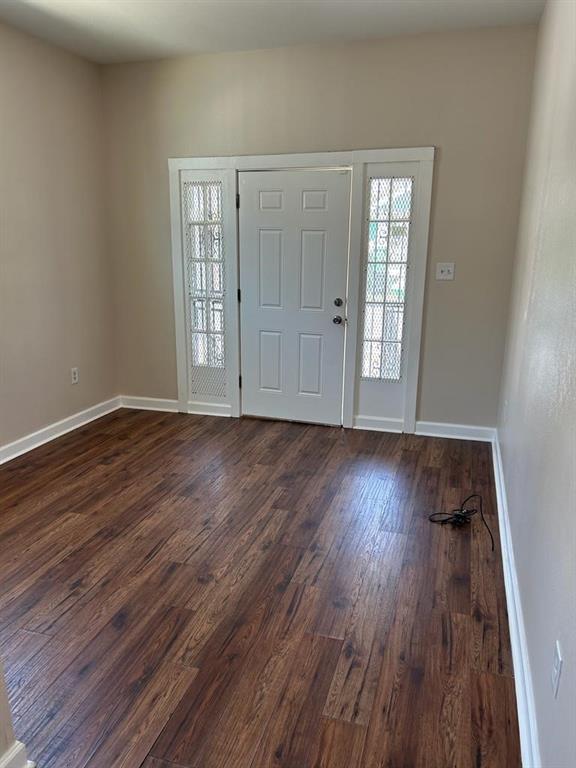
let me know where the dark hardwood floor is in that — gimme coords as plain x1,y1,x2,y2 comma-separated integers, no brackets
0,409,520,767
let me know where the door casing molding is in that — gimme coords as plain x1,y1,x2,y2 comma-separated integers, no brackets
169,148,434,431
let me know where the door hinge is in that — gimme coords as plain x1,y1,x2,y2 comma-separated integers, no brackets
239,375,242,389
236,193,240,209
237,288,241,302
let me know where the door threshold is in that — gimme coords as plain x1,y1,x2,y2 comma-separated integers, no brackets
240,414,342,429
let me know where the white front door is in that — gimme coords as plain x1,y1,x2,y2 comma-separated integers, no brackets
239,169,351,425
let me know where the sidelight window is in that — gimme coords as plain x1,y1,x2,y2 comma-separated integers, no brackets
182,181,227,396
361,176,413,381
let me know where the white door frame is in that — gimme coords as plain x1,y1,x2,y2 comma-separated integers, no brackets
169,147,434,431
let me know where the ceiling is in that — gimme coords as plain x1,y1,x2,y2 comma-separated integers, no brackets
0,0,544,64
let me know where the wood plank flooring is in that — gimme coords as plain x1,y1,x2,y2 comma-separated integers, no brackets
0,409,520,767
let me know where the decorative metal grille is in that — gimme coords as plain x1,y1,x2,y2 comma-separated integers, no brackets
182,181,227,397
361,176,413,381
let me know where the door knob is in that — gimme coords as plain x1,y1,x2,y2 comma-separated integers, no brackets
334,297,343,307
333,315,343,325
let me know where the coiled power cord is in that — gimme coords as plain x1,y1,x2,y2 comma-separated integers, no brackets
428,492,495,551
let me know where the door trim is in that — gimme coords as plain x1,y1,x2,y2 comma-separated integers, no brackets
169,148,434,431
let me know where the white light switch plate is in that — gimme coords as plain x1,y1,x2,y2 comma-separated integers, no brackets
436,262,455,280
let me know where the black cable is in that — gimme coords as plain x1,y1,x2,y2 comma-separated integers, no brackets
429,493,494,551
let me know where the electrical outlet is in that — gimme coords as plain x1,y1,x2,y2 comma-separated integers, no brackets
71,367,79,385
436,262,455,281
551,640,563,698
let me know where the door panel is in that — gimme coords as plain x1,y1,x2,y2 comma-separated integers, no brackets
298,334,323,395
259,230,283,307
239,169,351,425
259,331,282,391
300,231,325,309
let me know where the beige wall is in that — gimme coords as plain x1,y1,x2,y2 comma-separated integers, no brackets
103,25,536,426
498,1,575,765
0,22,537,446
0,22,116,446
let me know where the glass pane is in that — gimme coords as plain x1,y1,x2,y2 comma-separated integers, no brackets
383,305,404,342
207,224,223,260
191,299,206,331
366,263,387,303
369,178,391,220
209,262,224,295
389,222,410,262
385,264,407,303
210,300,224,332
191,333,208,366
206,184,222,221
188,224,205,260
189,262,206,295
186,184,205,222
364,303,384,341
362,340,382,379
209,334,225,366
368,222,388,262
382,342,402,380
391,178,413,220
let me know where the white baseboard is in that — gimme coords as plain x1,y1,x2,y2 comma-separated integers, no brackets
120,396,179,413
353,415,403,433
186,401,232,417
121,397,232,417
492,433,541,768
0,397,122,466
0,395,235,465
0,741,34,768
352,416,495,441
415,420,496,442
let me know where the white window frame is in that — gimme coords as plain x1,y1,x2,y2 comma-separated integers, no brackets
170,168,240,416
355,160,433,431
169,148,433,431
